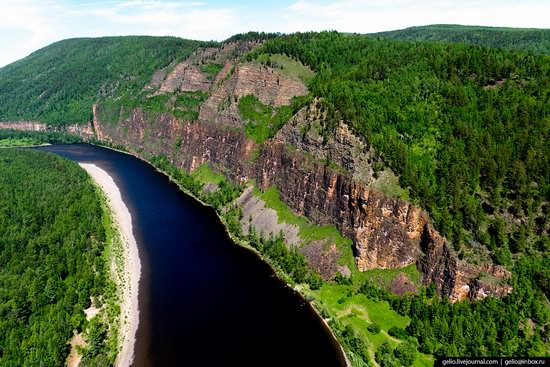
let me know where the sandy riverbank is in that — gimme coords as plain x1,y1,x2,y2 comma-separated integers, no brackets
79,163,140,367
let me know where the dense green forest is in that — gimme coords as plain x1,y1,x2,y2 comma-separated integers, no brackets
0,36,210,124
374,25,550,54
0,149,114,365
250,32,550,266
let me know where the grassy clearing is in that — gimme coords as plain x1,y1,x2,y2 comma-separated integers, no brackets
238,94,295,144
305,284,433,366
252,53,315,85
0,137,48,147
191,163,226,186
200,63,224,81
369,169,410,200
355,264,423,289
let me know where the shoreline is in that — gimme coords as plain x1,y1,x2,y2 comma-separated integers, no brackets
79,163,141,367
91,144,352,366
89,141,352,366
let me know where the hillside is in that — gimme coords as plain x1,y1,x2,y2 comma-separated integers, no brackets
0,30,548,364
373,24,550,54
0,36,210,124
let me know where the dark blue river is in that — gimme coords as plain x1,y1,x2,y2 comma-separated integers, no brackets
38,144,346,367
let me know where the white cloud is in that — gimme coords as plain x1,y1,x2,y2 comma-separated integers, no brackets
280,0,550,34
1,0,550,67
0,0,239,67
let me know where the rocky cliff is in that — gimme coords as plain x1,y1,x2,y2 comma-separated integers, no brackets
0,121,95,139
1,40,512,302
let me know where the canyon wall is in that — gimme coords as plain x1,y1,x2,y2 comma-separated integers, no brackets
0,121,94,139
0,41,512,302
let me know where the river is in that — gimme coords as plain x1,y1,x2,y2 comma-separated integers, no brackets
37,144,346,367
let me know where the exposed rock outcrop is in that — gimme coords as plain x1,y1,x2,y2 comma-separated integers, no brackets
199,62,309,126
157,61,211,93
275,101,375,184
236,186,301,247
233,64,308,107
253,141,422,271
0,121,94,139
93,107,255,181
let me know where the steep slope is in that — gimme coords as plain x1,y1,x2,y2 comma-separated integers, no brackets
373,24,550,54
0,36,210,124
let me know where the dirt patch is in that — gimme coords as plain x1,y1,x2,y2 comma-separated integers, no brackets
66,333,85,367
300,240,340,280
389,272,418,296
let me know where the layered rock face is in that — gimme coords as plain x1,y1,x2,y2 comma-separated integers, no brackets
253,141,511,300
418,225,512,301
253,141,423,270
199,63,309,126
93,107,255,181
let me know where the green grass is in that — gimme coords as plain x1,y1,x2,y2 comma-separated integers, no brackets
0,137,47,147
252,53,315,85
308,284,433,366
369,169,410,200
354,264,423,289
254,186,352,250
173,91,208,121
200,63,224,81
191,163,226,186
238,94,294,144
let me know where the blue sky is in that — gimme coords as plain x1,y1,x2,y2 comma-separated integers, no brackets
1,0,550,67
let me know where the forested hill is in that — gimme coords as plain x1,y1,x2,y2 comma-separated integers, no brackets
373,25,550,54
0,36,210,125
254,32,550,267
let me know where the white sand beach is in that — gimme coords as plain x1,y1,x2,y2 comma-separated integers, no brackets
79,163,140,367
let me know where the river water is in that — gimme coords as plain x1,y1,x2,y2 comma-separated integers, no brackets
38,144,346,367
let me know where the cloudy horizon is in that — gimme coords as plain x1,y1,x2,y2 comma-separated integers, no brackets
1,0,550,67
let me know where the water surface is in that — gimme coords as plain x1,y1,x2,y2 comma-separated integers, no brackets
38,144,346,367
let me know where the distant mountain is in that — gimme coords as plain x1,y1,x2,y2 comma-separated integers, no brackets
373,24,550,54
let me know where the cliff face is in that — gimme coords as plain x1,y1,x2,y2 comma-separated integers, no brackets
199,62,309,126
93,107,255,181
1,40,512,302
252,141,511,300
253,141,423,270
0,121,94,139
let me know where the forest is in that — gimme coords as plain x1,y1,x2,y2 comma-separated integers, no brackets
250,32,550,266
374,25,550,55
0,149,114,366
0,36,211,124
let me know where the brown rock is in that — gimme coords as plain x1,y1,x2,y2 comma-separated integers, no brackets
390,273,418,296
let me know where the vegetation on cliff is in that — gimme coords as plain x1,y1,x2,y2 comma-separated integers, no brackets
252,32,550,267
0,36,209,124
373,25,550,55
0,149,117,365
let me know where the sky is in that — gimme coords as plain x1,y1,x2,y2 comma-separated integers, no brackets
1,0,550,67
